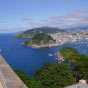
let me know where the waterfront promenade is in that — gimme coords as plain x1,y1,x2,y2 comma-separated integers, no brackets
0,55,27,88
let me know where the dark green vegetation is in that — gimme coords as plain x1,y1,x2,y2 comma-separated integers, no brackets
15,47,88,88
24,33,56,45
72,54,88,81
13,27,59,47
59,46,88,81
59,46,79,62
14,70,30,87
14,26,65,38
33,62,76,88
15,62,76,88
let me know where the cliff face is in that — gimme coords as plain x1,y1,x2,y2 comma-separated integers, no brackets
57,52,64,63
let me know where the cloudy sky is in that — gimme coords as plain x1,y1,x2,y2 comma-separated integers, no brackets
0,0,88,33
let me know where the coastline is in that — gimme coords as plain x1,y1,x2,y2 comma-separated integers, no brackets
48,52,64,63
21,42,59,48
57,52,64,62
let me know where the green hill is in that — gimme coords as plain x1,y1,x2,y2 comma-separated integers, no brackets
14,26,65,38
58,46,79,62
23,33,56,47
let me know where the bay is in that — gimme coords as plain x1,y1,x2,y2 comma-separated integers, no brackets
0,33,88,75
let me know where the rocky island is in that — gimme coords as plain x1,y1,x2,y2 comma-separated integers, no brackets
49,46,79,63
13,26,66,48
58,46,79,62
22,33,58,48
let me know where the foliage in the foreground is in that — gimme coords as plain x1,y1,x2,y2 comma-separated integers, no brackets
14,70,30,87
59,46,79,62
34,62,76,88
15,62,76,88
15,70,42,88
72,54,88,81
15,47,88,88
28,78,42,88
59,46,88,81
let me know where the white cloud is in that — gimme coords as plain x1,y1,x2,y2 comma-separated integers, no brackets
1,8,88,33
34,8,88,28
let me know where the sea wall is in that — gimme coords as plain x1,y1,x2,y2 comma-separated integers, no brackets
0,55,27,88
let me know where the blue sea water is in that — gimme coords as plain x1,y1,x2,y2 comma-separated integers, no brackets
0,33,88,75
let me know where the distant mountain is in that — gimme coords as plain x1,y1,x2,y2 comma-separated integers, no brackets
24,26,65,33
67,26,88,30
14,26,66,38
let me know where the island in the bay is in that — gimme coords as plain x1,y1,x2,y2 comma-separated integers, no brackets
13,26,65,48
14,26,88,48
21,32,58,48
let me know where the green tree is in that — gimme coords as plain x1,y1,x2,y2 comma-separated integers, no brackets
72,54,88,81
25,33,56,45
14,70,30,87
34,62,76,88
29,78,43,88
59,46,79,62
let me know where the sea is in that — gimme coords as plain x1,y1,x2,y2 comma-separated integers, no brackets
0,33,88,76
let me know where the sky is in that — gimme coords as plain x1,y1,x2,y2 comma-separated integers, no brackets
0,0,88,33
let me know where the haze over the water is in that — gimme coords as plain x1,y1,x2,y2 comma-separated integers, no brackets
0,0,88,33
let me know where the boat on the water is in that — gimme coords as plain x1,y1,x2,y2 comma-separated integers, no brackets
48,54,54,56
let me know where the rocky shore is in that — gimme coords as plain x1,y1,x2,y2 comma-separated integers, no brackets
21,42,59,48
57,52,64,63
48,52,64,63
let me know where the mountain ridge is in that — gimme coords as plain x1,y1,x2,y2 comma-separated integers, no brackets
14,26,66,38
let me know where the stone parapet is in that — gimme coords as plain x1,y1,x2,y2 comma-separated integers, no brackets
0,56,27,88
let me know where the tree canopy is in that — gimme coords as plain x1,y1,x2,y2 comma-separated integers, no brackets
59,46,79,62
34,62,76,88
72,54,88,81
25,33,56,45
15,62,76,88
15,46,88,88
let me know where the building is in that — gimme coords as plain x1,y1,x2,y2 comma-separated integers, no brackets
65,80,88,88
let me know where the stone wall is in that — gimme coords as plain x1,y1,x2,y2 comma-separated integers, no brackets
0,56,27,88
